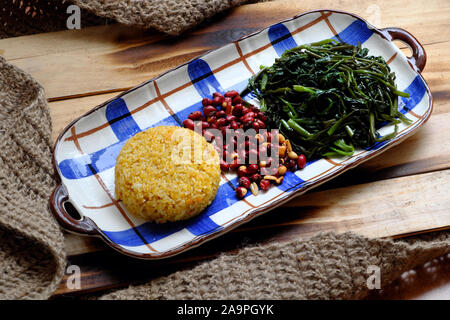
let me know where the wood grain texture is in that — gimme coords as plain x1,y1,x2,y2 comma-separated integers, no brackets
48,39,449,141
1,0,448,297
50,92,118,142
62,109,450,256
55,170,450,296
367,254,450,300
2,0,449,100
52,38,450,256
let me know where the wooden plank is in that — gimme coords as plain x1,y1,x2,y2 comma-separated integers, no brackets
63,109,450,256
8,0,445,297
62,110,450,255
280,170,450,238
20,0,446,298
58,39,450,256
367,255,450,299
2,0,449,100
63,234,106,256
50,92,118,142
48,39,450,139
55,169,450,296
0,24,155,61
3,0,450,61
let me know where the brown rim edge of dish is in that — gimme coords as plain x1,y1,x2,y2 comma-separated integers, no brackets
49,9,434,260
379,27,427,72
50,184,98,236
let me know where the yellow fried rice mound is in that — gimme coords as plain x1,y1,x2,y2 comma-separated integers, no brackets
115,126,221,223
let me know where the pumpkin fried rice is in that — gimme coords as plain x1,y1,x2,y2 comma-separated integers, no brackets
115,126,220,223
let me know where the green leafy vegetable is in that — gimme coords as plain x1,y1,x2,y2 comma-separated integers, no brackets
248,39,411,159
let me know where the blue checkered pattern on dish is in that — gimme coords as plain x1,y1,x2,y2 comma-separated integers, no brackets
54,11,430,255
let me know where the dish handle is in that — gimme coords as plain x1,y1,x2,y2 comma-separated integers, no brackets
50,184,98,235
380,27,427,73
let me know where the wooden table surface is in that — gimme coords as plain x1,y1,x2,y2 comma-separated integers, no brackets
2,0,449,299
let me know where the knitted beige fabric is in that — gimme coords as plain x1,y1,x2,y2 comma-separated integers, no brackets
71,0,250,35
102,231,450,300
0,2,449,299
1,0,267,39
0,0,109,39
0,56,66,299
0,54,448,300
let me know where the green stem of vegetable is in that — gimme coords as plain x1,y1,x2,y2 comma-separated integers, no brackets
334,139,354,153
375,77,410,98
309,39,339,46
264,88,291,95
369,112,398,142
329,44,355,51
327,111,354,136
345,125,354,137
395,111,413,124
326,58,345,72
386,90,395,117
320,98,334,114
280,97,298,118
281,119,293,133
375,123,398,142
369,112,376,140
328,146,354,156
259,98,267,112
353,69,385,78
246,39,407,160
260,73,268,91
303,49,323,59
286,119,313,138
292,85,317,94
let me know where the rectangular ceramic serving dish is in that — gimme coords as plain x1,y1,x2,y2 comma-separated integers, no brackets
50,10,432,259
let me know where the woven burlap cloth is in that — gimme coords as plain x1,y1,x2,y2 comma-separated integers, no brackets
1,0,264,38
1,1,449,300
71,0,250,35
0,56,66,299
1,56,449,300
